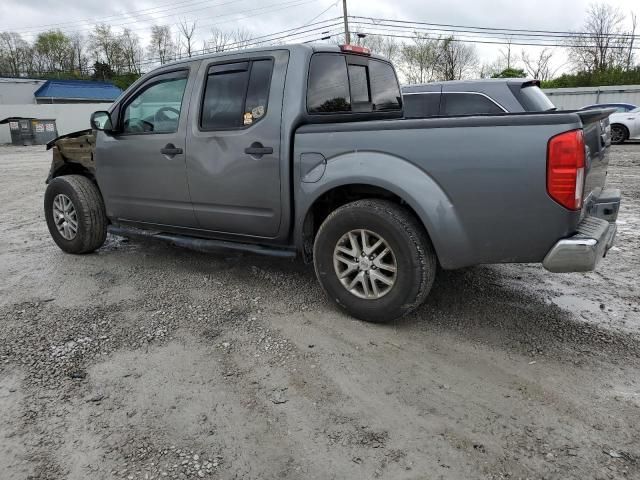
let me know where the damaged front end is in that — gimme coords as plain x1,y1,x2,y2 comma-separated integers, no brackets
46,129,96,183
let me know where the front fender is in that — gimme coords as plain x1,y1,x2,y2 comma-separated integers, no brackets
295,151,473,269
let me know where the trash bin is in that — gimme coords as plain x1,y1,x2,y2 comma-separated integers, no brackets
0,117,59,146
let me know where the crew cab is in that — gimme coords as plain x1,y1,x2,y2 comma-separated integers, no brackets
44,44,620,322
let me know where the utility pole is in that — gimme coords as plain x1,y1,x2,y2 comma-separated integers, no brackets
342,0,351,44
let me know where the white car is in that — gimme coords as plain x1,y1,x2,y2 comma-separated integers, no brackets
609,107,640,144
580,103,640,144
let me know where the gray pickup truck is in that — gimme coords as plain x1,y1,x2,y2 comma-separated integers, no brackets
44,43,620,322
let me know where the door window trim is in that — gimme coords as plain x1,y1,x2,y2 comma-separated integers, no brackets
197,56,275,133
116,68,190,137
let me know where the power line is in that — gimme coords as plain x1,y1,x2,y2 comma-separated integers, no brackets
349,19,639,42
348,21,639,50
301,1,340,28
3,0,226,33
353,29,640,50
122,22,343,68
17,0,318,37
350,15,640,39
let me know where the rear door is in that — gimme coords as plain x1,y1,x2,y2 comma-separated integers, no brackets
185,50,288,237
96,68,198,227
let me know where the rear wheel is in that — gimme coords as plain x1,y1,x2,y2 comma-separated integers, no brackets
313,199,437,322
611,124,628,145
44,175,107,254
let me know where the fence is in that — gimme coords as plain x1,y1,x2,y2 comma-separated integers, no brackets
0,103,109,144
542,85,640,110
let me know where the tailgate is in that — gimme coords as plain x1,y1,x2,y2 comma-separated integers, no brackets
575,108,616,207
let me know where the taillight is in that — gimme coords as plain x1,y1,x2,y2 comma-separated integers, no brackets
547,129,585,210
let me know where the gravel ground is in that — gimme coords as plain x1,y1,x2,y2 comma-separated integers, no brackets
0,144,639,480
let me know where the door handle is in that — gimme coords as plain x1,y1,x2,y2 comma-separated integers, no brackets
245,142,273,157
160,143,183,156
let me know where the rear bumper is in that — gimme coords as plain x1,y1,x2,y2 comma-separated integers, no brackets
543,189,620,273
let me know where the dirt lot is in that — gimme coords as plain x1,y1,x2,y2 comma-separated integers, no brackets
0,144,639,480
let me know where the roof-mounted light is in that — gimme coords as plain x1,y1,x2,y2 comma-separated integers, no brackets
339,44,371,55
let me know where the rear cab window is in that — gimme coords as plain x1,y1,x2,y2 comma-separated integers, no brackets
307,53,402,115
510,82,556,112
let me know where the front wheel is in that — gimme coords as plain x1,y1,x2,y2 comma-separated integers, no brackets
313,199,437,322
44,175,107,254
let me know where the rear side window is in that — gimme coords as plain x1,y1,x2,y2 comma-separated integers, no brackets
440,93,504,116
307,54,351,113
369,60,401,111
307,54,401,114
201,59,273,130
403,93,441,118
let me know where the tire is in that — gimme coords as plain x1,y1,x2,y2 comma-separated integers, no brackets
610,124,628,145
44,175,107,254
313,199,437,323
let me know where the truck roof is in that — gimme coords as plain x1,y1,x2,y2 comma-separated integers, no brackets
152,43,389,72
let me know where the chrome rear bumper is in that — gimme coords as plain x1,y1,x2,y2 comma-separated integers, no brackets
543,217,617,273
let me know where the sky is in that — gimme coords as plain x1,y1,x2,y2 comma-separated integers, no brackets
0,0,639,74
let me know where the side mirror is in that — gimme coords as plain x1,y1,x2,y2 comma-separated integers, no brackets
90,111,113,131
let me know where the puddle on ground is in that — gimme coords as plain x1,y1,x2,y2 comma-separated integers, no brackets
551,294,603,314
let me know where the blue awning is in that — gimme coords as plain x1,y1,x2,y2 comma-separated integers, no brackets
34,80,122,101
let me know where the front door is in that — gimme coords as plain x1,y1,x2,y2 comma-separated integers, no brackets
186,51,287,237
96,68,198,228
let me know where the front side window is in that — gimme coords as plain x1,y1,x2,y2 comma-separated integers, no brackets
122,71,188,134
440,92,504,116
201,59,274,130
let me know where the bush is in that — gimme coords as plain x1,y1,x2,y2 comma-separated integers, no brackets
542,68,640,88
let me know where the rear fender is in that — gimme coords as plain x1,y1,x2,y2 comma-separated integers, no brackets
295,151,473,269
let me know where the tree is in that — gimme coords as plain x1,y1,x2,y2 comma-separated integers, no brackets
437,36,478,80
69,33,88,75
521,48,557,81
358,35,399,63
34,30,73,74
92,61,114,81
567,2,631,72
492,67,527,78
230,28,252,50
120,29,143,74
178,19,197,58
0,32,31,76
89,24,125,73
149,25,175,64
399,34,442,84
206,27,232,53
627,12,637,70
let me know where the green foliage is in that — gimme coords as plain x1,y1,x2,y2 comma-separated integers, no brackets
110,73,140,90
491,68,526,78
541,67,640,88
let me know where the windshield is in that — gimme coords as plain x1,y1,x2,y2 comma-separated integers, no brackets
517,85,556,111
632,107,640,113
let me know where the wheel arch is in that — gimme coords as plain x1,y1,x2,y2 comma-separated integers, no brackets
295,152,473,269
610,122,630,142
